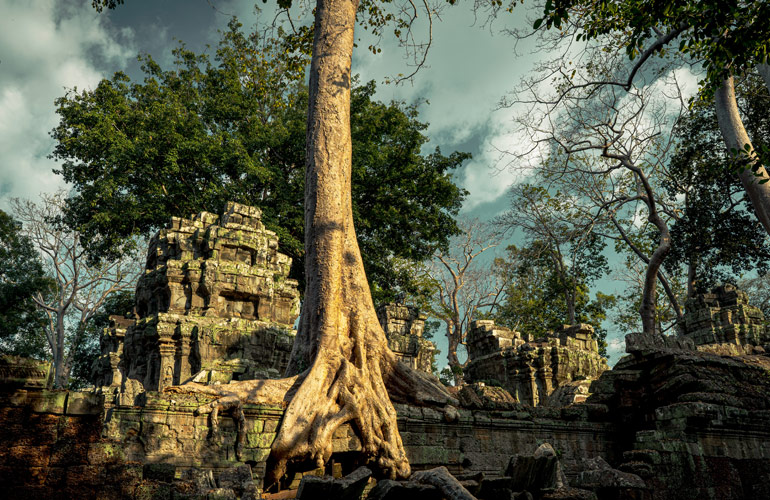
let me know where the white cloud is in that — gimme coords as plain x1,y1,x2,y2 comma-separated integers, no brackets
0,0,135,207
606,335,626,365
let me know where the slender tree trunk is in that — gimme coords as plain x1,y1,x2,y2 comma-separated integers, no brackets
446,321,463,385
715,76,770,236
687,257,697,299
610,216,683,324
53,313,66,388
564,289,576,325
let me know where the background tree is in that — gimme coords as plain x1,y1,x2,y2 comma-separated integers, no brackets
495,184,611,326
500,27,698,334
427,219,506,385
51,20,467,302
0,210,51,358
10,193,141,388
491,242,614,357
521,0,770,236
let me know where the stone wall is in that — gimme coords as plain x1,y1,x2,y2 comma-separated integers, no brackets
5,345,770,499
377,303,436,373
92,202,301,394
680,284,770,347
0,384,618,499
589,342,770,500
465,321,608,406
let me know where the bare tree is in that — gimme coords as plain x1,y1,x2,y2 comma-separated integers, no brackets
11,192,141,388
428,219,506,385
504,50,690,334
495,184,609,325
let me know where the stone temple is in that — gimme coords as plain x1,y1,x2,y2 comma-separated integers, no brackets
92,202,301,395
465,321,609,407
5,204,770,499
377,303,436,373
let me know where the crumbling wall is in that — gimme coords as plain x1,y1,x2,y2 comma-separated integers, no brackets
377,303,436,373
464,321,608,406
680,284,770,347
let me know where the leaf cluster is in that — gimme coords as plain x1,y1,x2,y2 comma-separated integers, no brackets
0,210,52,356
535,0,770,93
663,72,770,291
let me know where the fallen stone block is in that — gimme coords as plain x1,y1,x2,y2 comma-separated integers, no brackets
180,467,216,493
217,463,253,493
366,479,443,500
296,466,372,500
574,456,649,500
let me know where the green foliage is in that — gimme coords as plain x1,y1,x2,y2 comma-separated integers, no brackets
492,242,612,357
663,73,770,291
51,19,467,300
437,364,463,386
0,210,51,357
534,0,770,93
493,184,612,356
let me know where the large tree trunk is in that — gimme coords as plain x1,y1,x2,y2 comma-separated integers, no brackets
715,76,770,236
169,0,455,486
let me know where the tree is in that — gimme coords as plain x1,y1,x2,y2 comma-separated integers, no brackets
0,210,51,358
427,219,506,385
663,73,770,296
495,184,611,325
10,193,141,388
51,20,467,301
95,0,462,486
492,242,614,357
524,0,770,236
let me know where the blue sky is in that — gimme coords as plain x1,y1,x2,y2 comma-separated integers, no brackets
0,0,635,363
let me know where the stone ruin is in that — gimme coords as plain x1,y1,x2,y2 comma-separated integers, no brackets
679,283,770,347
92,202,301,395
377,303,436,373
10,202,770,499
464,321,608,406
91,202,438,399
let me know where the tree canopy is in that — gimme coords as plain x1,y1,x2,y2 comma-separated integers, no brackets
0,210,51,357
664,72,770,294
51,19,468,303
535,0,770,92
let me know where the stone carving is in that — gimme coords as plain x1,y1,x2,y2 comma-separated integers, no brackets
464,321,608,406
0,355,51,389
679,284,769,347
91,315,133,388
93,202,300,392
377,303,436,373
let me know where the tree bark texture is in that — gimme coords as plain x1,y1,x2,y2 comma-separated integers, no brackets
715,76,770,237
169,0,454,486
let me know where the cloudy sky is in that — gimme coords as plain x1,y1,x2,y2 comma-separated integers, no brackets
0,0,639,362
